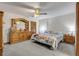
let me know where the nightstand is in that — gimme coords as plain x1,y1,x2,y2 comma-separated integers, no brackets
64,34,75,44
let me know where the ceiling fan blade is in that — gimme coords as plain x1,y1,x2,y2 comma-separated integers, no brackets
40,13,47,15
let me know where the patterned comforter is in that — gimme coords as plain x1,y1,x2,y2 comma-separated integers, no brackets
31,33,63,49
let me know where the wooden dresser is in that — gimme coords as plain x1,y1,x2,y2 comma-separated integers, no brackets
0,11,3,56
9,30,31,44
9,18,33,44
64,34,75,44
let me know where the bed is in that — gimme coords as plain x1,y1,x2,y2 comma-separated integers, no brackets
31,32,64,49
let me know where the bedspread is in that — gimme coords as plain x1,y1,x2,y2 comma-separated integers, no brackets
31,33,63,49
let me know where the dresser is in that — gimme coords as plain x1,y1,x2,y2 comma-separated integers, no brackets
64,34,75,44
9,30,31,44
9,18,33,44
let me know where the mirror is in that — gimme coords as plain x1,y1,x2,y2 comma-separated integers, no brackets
11,18,29,31
16,21,25,30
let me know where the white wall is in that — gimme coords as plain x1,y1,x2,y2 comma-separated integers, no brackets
39,19,47,33
39,13,76,34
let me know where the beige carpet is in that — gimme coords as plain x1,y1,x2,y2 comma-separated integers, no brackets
3,40,75,56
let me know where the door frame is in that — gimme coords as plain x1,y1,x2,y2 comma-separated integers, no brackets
0,11,4,56
76,2,79,56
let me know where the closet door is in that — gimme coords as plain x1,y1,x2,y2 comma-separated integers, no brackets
0,11,3,56
31,21,36,33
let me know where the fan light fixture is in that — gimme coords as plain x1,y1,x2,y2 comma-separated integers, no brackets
34,8,40,17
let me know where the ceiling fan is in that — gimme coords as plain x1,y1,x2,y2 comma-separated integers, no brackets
34,8,47,17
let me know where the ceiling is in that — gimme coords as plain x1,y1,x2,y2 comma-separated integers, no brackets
0,2,76,20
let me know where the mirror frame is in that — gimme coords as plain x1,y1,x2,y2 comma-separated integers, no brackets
11,18,29,31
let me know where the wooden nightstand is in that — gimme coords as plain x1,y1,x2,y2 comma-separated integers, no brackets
64,34,75,44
